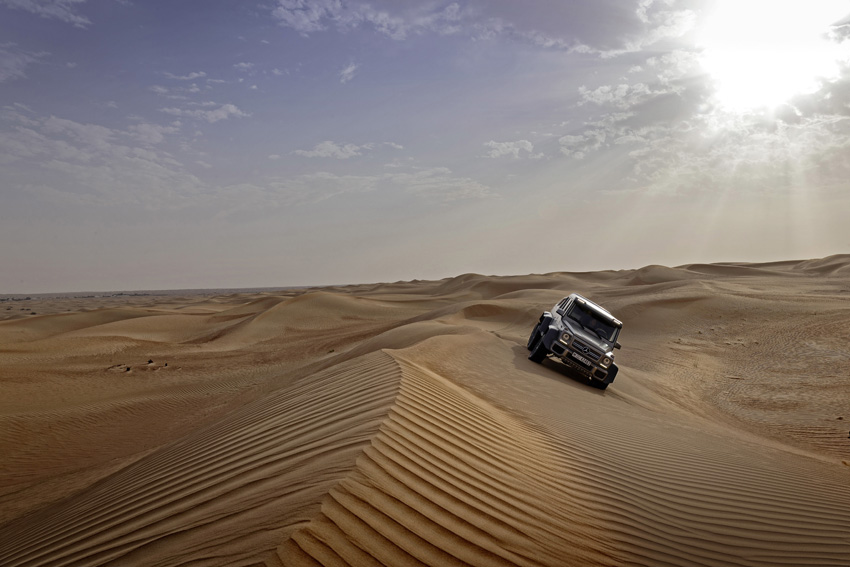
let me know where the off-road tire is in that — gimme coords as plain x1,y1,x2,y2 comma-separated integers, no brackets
527,323,542,350
591,364,618,390
528,334,548,363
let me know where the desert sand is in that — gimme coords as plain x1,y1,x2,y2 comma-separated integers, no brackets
1,256,850,566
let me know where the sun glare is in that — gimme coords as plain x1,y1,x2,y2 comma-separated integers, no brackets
698,0,849,111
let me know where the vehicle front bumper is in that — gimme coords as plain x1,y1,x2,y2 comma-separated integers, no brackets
547,333,612,383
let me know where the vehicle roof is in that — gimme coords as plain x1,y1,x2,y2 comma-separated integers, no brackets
564,293,622,327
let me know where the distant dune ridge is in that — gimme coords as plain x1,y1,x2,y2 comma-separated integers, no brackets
2,256,850,566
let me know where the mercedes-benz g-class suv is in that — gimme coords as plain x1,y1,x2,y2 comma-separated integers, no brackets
527,294,623,389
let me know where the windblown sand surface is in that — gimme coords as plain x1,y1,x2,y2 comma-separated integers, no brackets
2,256,850,566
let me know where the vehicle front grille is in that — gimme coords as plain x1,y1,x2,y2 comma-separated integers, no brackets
571,339,601,361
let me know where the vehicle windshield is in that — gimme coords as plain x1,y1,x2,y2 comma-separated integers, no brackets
566,301,619,343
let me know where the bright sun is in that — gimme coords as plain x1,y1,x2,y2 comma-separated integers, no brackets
698,0,849,111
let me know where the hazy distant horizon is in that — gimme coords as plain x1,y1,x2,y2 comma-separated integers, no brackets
3,251,848,296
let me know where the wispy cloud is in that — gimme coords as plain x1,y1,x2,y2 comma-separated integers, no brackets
294,140,372,159
339,62,358,83
0,0,91,27
0,108,202,207
557,85,850,196
269,0,338,35
578,83,663,109
149,81,206,98
268,0,694,59
128,122,180,145
483,139,537,159
1,104,488,222
0,43,47,83
269,0,465,40
159,103,249,123
293,140,403,158
164,71,207,80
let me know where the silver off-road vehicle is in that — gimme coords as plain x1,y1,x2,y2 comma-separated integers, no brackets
527,293,623,390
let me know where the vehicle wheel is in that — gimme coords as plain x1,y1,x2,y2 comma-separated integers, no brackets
528,334,548,363
526,323,541,350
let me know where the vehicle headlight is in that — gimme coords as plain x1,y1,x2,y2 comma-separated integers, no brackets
559,332,571,344
600,356,612,368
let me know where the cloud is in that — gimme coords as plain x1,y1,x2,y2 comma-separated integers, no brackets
578,83,660,109
483,139,535,158
558,1,695,58
0,109,203,208
0,0,91,27
557,82,850,197
264,0,701,68
1,105,490,222
269,0,465,40
293,140,402,158
831,18,850,42
164,71,207,80
233,62,254,72
631,0,695,47
159,103,249,123
150,81,206,99
339,62,358,83
644,50,701,84
0,43,47,83
270,0,341,35
625,113,850,195
40,114,116,150
128,122,180,145
294,140,372,159
267,0,694,58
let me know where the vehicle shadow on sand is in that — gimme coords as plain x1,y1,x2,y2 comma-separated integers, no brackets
511,344,608,394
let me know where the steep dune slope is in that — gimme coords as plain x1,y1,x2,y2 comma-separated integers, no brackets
281,355,604,566
0,352,401,567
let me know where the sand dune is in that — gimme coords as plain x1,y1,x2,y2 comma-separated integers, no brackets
2,257,850,566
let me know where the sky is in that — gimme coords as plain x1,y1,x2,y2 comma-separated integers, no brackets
1,0,849,293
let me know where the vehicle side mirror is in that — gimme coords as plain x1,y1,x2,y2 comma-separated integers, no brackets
614,342,621,349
